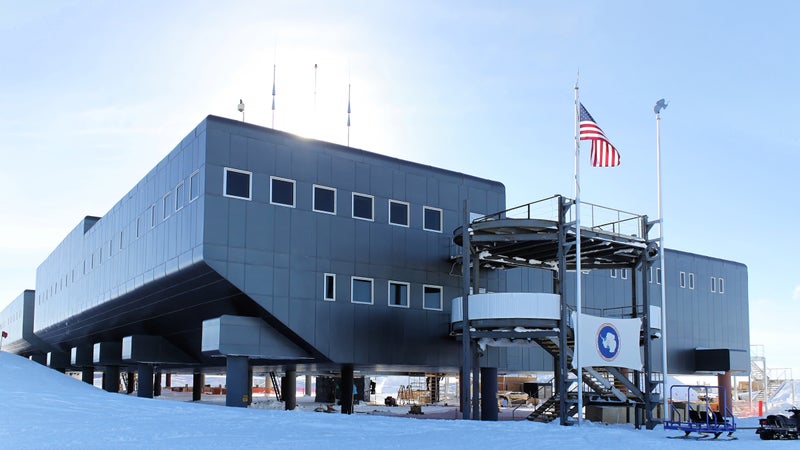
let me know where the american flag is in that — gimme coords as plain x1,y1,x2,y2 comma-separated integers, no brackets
579,103,621,167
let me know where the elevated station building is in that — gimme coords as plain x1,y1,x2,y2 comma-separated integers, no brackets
0,115,749,424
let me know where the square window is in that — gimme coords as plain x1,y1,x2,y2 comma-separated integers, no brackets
352,193,374,221
423,206,443,232
224,168,252,200
423,285,443,311
313,185,336,214
270,176,295,207
689,273,695,290
679,271,686,288
351,277,374,304
719,277,725,294
388,281,410,307
324,273,335,301
163,192,172,219
176,182,186,211
710,276,717,293
189,170,200,202
389,200,410,227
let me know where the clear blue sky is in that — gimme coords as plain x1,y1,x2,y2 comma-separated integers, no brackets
1,1,797,375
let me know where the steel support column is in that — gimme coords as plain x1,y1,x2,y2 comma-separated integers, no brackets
283,369,297,410
340,364,354,414
104,366,120,393
225,355,249,407
192,372,204,401
137,364,153,398
460,199,472,420
480,367,499,421
557,196,571,425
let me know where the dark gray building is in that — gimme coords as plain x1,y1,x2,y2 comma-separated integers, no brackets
0,115,749,421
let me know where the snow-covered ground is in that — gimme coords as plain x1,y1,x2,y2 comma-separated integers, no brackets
0,351,787,448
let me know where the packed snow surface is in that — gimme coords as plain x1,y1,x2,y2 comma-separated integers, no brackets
0,352,787,448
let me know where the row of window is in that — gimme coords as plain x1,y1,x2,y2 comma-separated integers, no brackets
322,273,444,310
40,171,202,305
608,268,726,294
141,170,201,237
223,167,444,232
678,272,726,294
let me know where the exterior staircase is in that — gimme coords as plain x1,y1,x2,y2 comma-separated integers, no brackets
527,333,646,422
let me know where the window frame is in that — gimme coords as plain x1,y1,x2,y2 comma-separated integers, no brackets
688,273,695,290
656,267,662,285
351,276,374,305
313,185,337,215
679,271,686,288
719,277,725,294
223,167,252,200
610,269,617,279
270,176,296,208
323,273,336,301
710,276,717,293
175,181,186,211
189,170,200,202
388,280,410,308
352,193,374,221
162,192,172,220
423,206,443,233
423,284,443,311
388,200,410,227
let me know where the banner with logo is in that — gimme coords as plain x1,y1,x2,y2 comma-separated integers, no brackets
572,312,643,371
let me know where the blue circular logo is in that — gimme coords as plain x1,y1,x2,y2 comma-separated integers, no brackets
596,323,620,361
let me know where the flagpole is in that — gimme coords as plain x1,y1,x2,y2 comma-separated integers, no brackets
574,77,583,425
654,99,670,420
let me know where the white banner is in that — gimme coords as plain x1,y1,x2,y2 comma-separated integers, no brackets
572,312,643,371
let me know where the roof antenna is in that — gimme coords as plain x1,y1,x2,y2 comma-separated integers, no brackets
237,99,245,122
271,44,277,129
347,82,351,147
347,64,351,147
271,64,276,129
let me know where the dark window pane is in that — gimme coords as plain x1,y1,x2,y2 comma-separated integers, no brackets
424,208,442,231
353,194,373,220
314,186,335,213
271,178,294,206
389,201,408,226
352,278,372,303
424,286,442,310
325,274,335,300
390,282,408,306
225,169,251,199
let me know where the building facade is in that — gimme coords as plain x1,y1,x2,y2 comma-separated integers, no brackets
1,115,749,409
